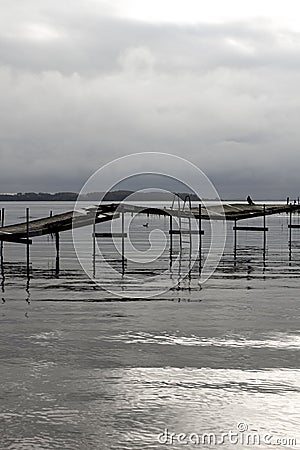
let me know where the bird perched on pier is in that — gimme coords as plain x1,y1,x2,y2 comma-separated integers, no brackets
247,195,255,205
143,222,149,228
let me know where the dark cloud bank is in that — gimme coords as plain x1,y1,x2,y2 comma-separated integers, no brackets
1,1,300,199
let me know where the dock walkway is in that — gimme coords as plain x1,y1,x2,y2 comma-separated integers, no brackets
0,202,299,244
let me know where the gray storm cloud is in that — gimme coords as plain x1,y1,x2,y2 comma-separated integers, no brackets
0,1,300,198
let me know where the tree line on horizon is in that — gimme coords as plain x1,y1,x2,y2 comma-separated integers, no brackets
0,191,201,201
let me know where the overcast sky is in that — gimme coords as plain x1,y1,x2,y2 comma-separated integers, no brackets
1,0,300,198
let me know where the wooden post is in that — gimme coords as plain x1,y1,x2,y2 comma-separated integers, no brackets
263,204,266,261
92,221,96,278
48,210,53,240
55,232,60,276
26,207,30,279
0,207,4,275
289,206,292,261
199,204,202,271
177,195,182,250
0,207,4,249
179,215,182,251
188,215,192,253
121,208,125,275
234,218,237,261
187,197,192,279
169,213,173,265
187,198,192,254
1,208,4,228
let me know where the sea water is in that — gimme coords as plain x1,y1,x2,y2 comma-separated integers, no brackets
0,202,299,449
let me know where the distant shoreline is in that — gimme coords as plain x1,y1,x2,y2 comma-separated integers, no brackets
0,191,286,202
0,191,202,202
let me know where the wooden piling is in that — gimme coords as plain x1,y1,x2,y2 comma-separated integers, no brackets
169,214,173,252
199,204,202,271
179,217,182,251
234,218,237,260
0,207,4,250
93,221,96,278
55,232,60,276
263,204,266,261
0,207,4,275
289,206,292,261
176,196,182,250
188,214,192,253
26,207,30,279
121,208,125,275
49,210,53,239
169,213,173,268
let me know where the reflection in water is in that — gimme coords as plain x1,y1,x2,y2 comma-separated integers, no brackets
25,279,31,304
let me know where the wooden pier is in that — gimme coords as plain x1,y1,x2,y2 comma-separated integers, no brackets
0,202,300,277
0,203,298,243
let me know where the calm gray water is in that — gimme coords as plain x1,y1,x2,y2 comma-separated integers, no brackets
0,202,299,449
